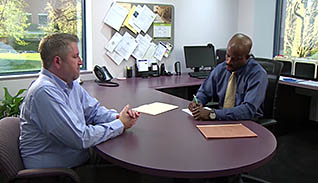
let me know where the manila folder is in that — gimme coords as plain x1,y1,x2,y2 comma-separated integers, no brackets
196,123,257,139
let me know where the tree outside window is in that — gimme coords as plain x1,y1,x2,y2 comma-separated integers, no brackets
278,0,318,59
0,0,84,75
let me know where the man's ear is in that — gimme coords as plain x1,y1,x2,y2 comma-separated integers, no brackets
52,56,62,69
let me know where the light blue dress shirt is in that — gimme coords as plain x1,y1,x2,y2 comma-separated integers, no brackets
196,58,268,120
19,69,124,169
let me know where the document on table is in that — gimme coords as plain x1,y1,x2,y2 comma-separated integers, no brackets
182,107,212,116
133,102,178,115
196,123,258,139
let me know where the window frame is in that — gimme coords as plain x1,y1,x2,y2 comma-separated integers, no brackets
273,0,283,57
273,0,318,59
0,0,87,76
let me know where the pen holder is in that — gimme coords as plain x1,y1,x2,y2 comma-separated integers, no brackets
126,66,133,78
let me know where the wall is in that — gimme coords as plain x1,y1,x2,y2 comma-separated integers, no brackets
237,0,276,58
90,0,238,78
0,0,277,99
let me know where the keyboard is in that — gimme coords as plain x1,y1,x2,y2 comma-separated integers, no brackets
188,71,211,79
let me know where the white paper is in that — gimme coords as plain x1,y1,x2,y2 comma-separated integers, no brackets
137,59,149,72
132,34,152,60
128,5,143,33
299,80,318,87
133,102,178,115
134,5,156,33
103,2,128,31
182,108,193,116
153,23,172,38
144,42,157,64
105,32,123,52
154,42,166,61
114,32,138,60
106,50,124,65
182,107,211,116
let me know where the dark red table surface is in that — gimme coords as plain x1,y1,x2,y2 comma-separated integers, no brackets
82,74,277,178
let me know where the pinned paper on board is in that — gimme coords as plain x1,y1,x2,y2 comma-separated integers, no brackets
106,50,124,65
127,5,143,34
105,32,123,52
104,2,128,31
143,42,157,64
132,34,152,60
114,32,138,60
134,5,156,33
154,42,166,61
122,5,138,34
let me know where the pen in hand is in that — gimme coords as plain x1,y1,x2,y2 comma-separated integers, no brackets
193,94,198,104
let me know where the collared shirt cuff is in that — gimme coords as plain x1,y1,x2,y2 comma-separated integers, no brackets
108,119,124,137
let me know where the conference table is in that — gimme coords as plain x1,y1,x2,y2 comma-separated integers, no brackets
82,74,277,179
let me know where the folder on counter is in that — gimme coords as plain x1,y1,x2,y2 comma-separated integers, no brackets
196,123,257,139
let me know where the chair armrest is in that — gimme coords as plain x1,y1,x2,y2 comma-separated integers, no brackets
255,118,278,127
14,168,80,183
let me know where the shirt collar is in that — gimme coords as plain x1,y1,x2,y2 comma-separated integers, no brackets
41,68,74,90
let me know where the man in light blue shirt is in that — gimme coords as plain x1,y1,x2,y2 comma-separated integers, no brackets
19,33,140,169
189,33,268,121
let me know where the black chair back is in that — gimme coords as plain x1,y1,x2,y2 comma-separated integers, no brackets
255,58,283,119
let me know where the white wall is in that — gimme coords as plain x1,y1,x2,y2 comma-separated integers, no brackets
237,0,276,58
0,0,277,99
90,0,238,77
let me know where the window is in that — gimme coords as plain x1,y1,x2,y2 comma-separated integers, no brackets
38,13,48,25
274,0,318,59
0,0,86,75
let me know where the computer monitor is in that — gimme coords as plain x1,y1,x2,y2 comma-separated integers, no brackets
184,44,216,72
273,56,294,76
294,59,318,80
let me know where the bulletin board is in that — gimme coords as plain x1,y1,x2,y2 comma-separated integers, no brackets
103,1,175,72
111,1,175,48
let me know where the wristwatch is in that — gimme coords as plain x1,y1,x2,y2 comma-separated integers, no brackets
209,109,216,120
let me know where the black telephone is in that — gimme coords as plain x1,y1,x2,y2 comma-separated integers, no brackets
93,65,119,87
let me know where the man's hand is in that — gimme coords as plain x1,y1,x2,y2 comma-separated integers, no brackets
119,104,140,129
188,101,202,112
188,101,210,120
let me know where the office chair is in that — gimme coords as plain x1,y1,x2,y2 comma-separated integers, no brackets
216,48,226,65
253,58,283,131
0,117,80,183
241,58,283,183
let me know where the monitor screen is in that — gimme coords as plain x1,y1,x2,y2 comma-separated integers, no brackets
184,44,216,70
278,60,292,75
295,62,315,79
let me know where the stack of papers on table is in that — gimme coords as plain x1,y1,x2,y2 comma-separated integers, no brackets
133,102,178,115
196,123,257,139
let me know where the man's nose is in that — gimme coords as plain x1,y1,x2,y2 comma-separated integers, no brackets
79,58,83,65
